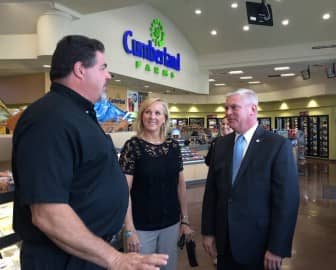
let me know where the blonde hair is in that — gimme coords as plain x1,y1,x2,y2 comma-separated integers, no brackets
133,97,170,139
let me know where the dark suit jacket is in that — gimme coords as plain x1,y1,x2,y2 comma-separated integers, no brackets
201,126,300,264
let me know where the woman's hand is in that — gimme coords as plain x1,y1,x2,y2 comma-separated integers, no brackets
126,231,141,253
180,223,194,241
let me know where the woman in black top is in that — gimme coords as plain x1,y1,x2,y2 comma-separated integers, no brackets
119,97,193,270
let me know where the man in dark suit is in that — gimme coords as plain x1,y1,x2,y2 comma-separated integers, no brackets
202,89,300,270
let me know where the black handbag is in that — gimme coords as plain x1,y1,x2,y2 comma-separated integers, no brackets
178,234,199,267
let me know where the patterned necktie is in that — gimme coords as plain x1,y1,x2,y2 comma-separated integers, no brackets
232,135,246,184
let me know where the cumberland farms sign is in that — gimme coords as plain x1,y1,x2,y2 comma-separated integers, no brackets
122,18,181,79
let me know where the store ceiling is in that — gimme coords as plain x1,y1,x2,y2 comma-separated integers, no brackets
0,0,335,96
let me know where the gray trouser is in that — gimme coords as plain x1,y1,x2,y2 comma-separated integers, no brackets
137,222,180,270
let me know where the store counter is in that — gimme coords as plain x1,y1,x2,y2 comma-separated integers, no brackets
0,132,209,268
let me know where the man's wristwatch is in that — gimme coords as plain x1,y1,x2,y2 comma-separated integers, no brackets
181,215,190,225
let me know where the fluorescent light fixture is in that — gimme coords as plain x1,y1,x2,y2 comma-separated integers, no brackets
115,79,121,82
195,9,202,15
148,91,153,94
323,13,331,20
240,76,253,79
248,81,261,84
243,25,250,31
208,78,216,82
281,19,289,26
210,30,217,36
228,70,244,74
144,85,149,88
42,64,51,68
214,83,226,86
281,73,296,77
274,66,290,71
231,2,238,8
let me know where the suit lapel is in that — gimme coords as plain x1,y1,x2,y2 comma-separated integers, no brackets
232,126,265,188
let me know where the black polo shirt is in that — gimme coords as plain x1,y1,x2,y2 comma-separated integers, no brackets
12,82,129,245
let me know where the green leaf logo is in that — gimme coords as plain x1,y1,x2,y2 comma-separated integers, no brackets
150,18,165,47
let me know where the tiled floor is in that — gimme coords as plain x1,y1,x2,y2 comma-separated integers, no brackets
178,159,336,270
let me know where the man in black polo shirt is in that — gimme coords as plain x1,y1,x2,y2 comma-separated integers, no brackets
12,35,168,270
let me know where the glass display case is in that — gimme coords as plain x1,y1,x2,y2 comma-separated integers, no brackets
276,115,329,158
206,117,219,129
0,193,20,270
176,118,188,126
258,117,272,131
188,118,204,128
275,116,299,130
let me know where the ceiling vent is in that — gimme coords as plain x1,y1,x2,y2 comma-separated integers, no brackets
267,74,281,78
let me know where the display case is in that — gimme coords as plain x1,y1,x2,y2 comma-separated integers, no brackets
275,116,299,130
276,115,329,158
319,115,329,158
0,192,20,270
307,116,319,157
206,117,219,129
176,118,188,127
299,115,309,156
257,117,272,131
188,117,204,127
175,139,205,163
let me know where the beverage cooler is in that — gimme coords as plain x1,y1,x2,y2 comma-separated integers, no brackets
188,117,205,128
276,115,329,158
258,117,272,131
275,116,299,130
170,118,188,127
207,117,219,129
299,115,329,158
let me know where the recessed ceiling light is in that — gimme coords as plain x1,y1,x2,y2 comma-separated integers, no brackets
115,79,121,82
274,66,290,71
42,64,51,68
240,76,253,79
148,91,153,94
323,13,331,20
214,83,226,86
248,81,261,84
208,78,216,82
231,2,238,9
210,30,217,36
228,70,244,74
281,19,289,26
243,25,250,31
195,9,202,15
144,85,149,88
281,73,296,77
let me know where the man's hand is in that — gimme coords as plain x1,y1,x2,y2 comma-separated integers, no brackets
264,250,282,270
109,252,168,270
202,235,217,257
